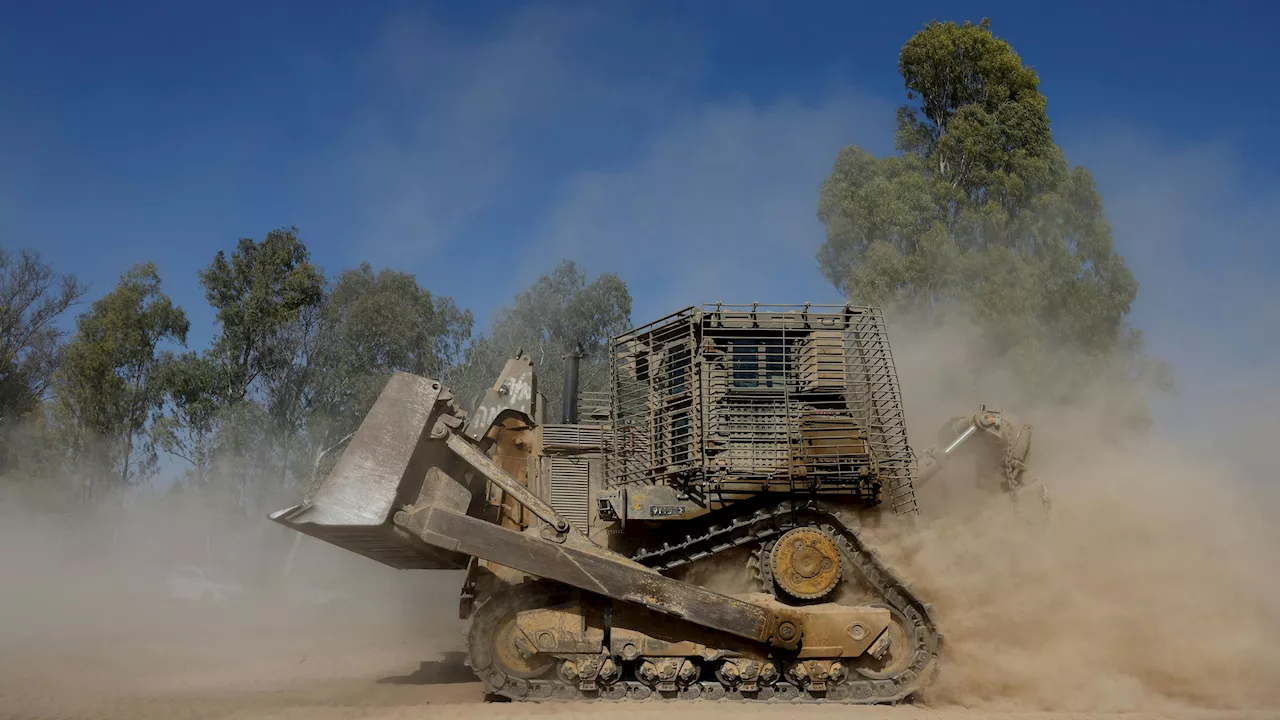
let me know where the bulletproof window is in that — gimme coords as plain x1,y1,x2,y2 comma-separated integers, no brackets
729,337,786,389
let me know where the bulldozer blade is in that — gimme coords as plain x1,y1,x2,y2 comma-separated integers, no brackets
269,372,469,570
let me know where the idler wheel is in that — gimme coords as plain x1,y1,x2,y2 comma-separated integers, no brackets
467,588,557,682
769,527,842,600
490,609,555,679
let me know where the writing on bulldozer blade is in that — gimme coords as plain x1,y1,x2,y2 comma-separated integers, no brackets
270,303,1045,704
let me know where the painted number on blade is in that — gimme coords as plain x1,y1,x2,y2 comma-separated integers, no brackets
649,505,685,517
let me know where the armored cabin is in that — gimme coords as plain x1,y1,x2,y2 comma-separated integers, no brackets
541,304,918,539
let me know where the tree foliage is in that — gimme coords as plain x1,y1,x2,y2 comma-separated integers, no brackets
199,227,325,405
308,262,473,448
55,262,189,498
151,351,221,484
0,249,87,427
448,260,631,417
816,19,1169,416
141,228,327,512
154,250,475,509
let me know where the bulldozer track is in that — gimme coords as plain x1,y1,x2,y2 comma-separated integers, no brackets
467,500,939,704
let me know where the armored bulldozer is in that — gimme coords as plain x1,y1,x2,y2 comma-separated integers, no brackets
270,304,1035,704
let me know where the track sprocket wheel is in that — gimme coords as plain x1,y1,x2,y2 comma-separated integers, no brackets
768,526,842,600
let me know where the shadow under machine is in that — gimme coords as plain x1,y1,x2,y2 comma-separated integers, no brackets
270,303,1036,704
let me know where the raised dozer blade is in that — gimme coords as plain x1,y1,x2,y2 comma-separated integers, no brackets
269,372,469,570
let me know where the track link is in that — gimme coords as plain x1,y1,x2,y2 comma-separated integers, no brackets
468,499,939,704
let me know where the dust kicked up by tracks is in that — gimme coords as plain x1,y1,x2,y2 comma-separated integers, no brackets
865,320,1280,715
870,435,1280,714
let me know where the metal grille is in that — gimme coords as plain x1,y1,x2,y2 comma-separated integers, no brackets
548,456,591,530
846,309,918,514
606,307,697,489
605,304,918,513
542,424,607,452
578,391,611,422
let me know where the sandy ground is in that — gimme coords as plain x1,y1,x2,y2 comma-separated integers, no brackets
1,602,1273,720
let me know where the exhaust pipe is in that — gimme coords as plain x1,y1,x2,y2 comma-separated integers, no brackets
561,342,584,424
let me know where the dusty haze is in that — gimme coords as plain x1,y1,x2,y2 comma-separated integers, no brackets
1,315,1277,719
876,315,1280,712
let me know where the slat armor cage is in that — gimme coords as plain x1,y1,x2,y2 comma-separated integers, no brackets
605,304,918,514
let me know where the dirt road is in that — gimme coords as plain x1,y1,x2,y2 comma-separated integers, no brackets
1,606,1272,720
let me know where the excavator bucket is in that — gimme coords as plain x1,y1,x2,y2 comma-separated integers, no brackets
269,372,470,570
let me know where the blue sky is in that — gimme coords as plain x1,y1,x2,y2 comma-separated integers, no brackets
3,1,1278,449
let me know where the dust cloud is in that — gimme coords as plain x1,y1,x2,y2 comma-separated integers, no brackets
861,315,1280,712
0,482,470,715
